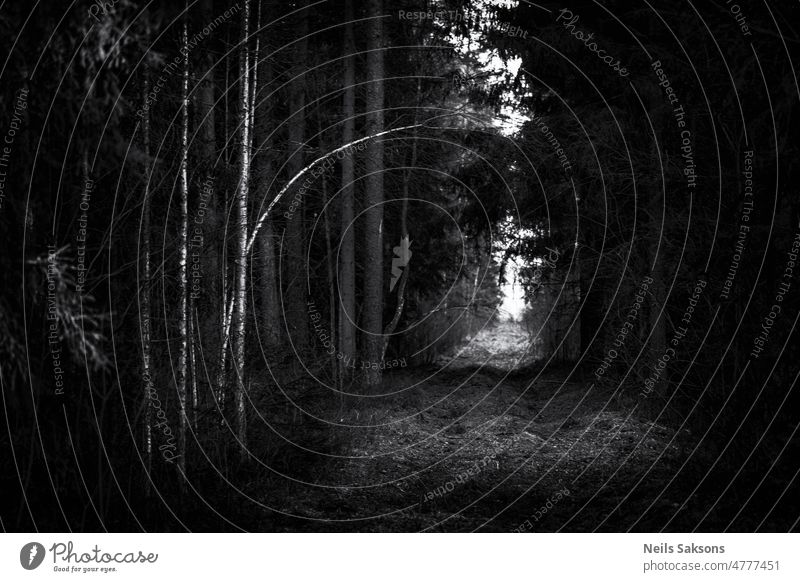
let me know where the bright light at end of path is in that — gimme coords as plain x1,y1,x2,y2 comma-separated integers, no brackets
500,257,526,321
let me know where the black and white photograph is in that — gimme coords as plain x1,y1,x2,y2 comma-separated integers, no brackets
0,0,799,578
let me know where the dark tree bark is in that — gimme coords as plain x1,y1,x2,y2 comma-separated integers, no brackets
140,71,153,483
253,23,281,349
285,0,310,348
195,0,222,404
362,0,385,387
338,0,357,380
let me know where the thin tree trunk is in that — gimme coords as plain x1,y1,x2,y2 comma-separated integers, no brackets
316,116,338,387
217,30,233,410
363,0,385,387
249,0,260,155
233,0,252,458
175,14,190,477
140,72,153,486
219,124,424,378
647,138,666,381
258,219,281,346
253,24,281,349
285,0,309,349
338,0,356,381
196,0,220,420
382,78,420,357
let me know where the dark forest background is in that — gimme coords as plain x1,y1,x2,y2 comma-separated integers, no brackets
1,0,799,532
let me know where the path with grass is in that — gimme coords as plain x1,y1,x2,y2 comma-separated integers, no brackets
261,321,693,532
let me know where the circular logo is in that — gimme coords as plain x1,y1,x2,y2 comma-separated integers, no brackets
20,542,45,570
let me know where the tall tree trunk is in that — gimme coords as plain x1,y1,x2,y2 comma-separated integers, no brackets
233,0,252,458
195,0,220,417
363,0,385,387
285,0,309,349
176,14,190,477
316,117,338,387
217,34,233,407
382,78,420,358
338,0,357,381
140,72,153,486
579,248,604,363
258,219,281,346
253,20,281,349
647,125,667,360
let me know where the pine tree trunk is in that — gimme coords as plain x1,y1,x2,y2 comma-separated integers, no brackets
258,219,281,347
363,0,385,388
338,0,357,382
196,0,220,416
252,2,281,349
285,0,309,349
382,78,419,358
316,121,338,386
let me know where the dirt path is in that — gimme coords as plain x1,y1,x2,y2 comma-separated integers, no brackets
260,321,690,532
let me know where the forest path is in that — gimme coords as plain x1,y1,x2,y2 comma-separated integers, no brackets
261,320,688,532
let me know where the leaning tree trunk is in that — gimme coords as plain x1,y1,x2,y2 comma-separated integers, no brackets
363,0,385,388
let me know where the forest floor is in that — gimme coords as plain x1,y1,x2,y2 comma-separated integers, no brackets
253,320,699,532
